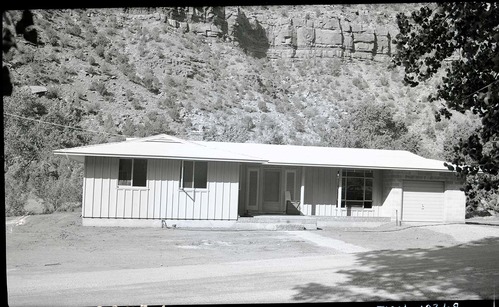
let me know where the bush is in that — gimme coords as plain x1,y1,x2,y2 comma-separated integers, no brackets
95,44,105,58
131,98,144,110
84,101,101,115
89,81,112,97
258,100,268,112
45,27,59,46
142,70,161,94
67,24,82,37
352,76,368,90
88,56,97,66
75,49,86,60
5,169,28,216
92,32,111,48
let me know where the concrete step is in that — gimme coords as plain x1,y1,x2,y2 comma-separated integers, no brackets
236,215,317,230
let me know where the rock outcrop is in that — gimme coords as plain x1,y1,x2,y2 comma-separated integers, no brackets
160,5,401,61
266,16,393,61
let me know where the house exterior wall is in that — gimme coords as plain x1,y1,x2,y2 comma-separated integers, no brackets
381,170,465,222
82,156,239,222
301,167,338,216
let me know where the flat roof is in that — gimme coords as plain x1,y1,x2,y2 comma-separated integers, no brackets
54,134,449,171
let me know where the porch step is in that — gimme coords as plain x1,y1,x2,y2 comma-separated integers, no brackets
236,215,318,230
235,215,392,230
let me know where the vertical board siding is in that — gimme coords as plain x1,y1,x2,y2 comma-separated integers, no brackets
108,158,118,217
83,158,239,220
100,157,111,218
302,167,338,216
213,162,224,219
83,157,93,217
91,157,102,218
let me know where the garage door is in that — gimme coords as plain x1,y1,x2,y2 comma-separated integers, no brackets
402,181,444,222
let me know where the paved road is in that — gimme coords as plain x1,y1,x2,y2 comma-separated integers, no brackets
8,232,499,306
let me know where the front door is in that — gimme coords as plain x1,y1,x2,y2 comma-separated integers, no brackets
262,169,282,213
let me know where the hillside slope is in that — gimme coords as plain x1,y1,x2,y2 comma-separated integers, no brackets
3,5,480,214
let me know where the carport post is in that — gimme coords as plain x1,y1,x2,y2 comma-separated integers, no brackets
300,167,305,208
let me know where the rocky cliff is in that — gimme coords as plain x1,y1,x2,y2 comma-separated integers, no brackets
156,5,411,61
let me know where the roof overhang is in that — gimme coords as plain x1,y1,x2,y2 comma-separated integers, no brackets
53,134,452,172
262,161,451,172
53,151,268,164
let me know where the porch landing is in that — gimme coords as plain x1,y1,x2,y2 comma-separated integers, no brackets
235,215,391,230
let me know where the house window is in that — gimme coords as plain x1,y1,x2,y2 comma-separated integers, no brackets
118,158,147,187
181,161,208,189
341,169,373,208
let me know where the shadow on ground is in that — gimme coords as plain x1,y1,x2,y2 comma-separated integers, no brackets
292,237,499,302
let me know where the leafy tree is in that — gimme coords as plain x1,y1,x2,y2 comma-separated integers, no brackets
393,3,499,210
4,91,90,215
3,10,38,96
323,100,421,153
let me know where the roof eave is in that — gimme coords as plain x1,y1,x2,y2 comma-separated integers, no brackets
263,161,451,172
53,151,268,164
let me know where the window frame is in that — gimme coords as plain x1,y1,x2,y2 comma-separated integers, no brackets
117,158,148,188
180,160,208,190
340,169,373,209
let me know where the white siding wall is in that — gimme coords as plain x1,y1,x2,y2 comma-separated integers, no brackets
83,157,239,220
301,167,338,216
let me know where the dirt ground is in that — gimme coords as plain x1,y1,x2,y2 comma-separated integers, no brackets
7,209,498,275
6,209,499,306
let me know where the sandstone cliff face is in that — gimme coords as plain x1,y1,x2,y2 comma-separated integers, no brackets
264,16,392,61
159,5,406,61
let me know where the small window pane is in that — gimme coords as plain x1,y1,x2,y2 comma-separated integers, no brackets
194,161,208,188
133,159,147,187
341,200,345,208
346,178,364,200
347,201,364,207
365,170,373,177
364,202,373,209
118,159,132,186
347,170,362,177
182,161,194,188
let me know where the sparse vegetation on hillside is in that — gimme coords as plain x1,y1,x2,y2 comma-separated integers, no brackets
2,6,484,215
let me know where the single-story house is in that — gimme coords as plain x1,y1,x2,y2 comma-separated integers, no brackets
54,134,466,227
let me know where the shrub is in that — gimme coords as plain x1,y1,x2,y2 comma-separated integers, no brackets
5,169,28,216
89,81,112,97
258,100,268,112
242,116,255,130
75,49,86,60
142,70,161,94
45,27,59,46
125,89,134,101
67,24,82,37
88,56,97,66
48,52,60,63
45,86,62,99
92,32,111,48
100,63,112,76
352,76,368,90
95,44,105,58
131,98,144,110
84,101,101,115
